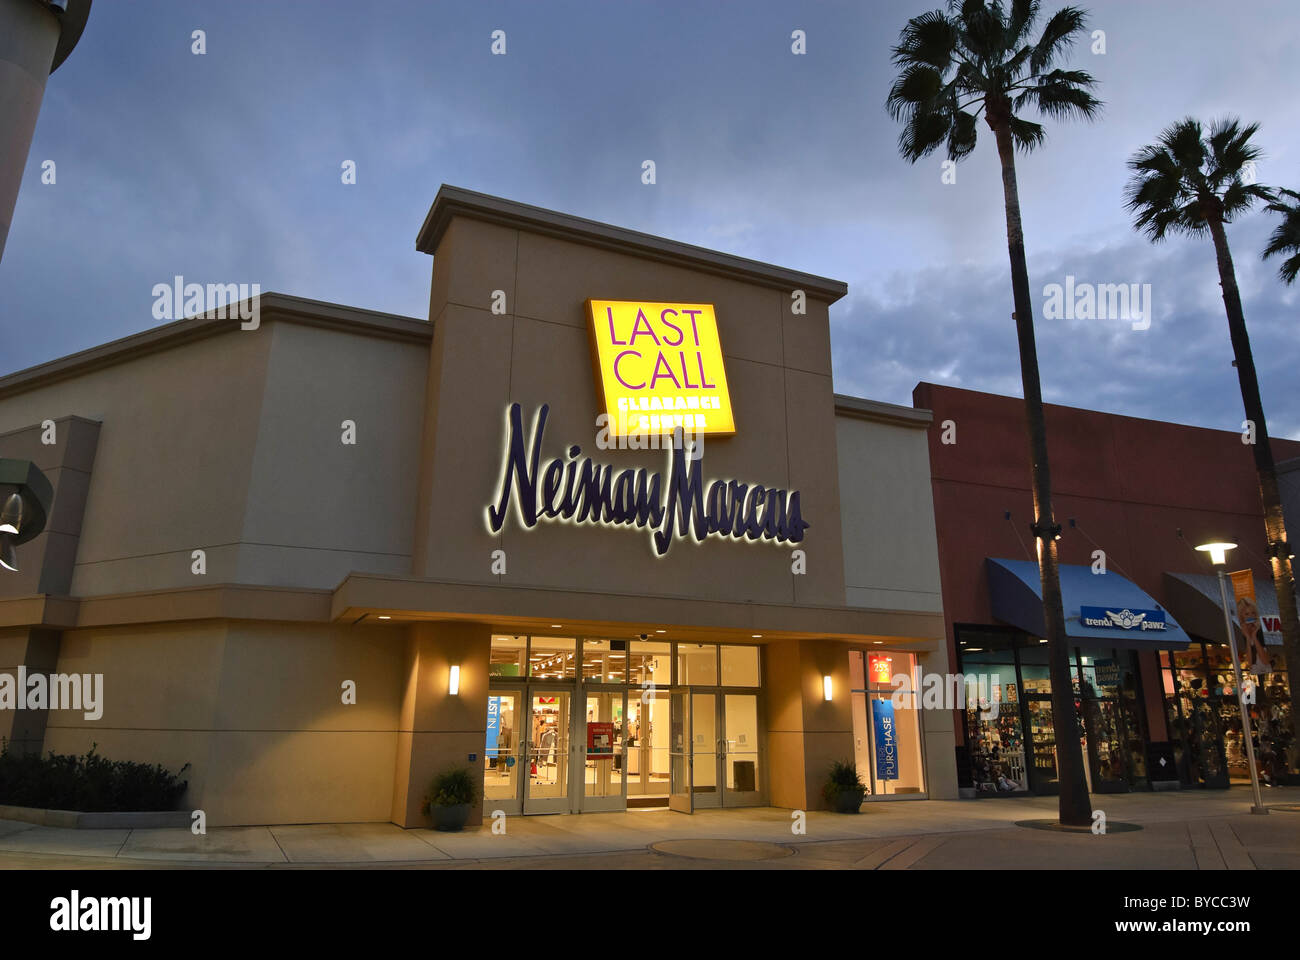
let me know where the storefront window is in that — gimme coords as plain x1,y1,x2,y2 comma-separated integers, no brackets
1076,649,1147,790
627,641,670,687
580,639,627,684
1162,644,1228,787
1204,643,1250,782
1250,645,1294,784
484,691,521,799
720,645,760,687
677,643,718,685
959,638,1026,793
489,635,527,678
529,636,577,680
849,650,926,797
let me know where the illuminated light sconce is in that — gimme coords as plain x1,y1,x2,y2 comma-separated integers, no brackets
0,493,21,535
0,459,54,574
448,665,461,696
823,675,833,701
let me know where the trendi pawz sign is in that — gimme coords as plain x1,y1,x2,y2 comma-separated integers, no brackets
586,300,735,437
486,403,807,557
1080,606,1168,632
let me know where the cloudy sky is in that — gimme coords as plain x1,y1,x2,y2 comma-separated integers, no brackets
5,0,1298,436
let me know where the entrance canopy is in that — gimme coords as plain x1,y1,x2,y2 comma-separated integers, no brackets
986,558,1191,650
1164,571,1285,647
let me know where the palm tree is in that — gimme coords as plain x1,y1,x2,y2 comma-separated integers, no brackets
1126,118,1300,772
1261,184,1300,765
886,0,1100,825
1264,187,1300,284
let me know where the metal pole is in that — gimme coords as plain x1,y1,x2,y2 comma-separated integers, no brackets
1217,570,1268,814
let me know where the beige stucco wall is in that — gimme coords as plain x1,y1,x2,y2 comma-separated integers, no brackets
412,217,848,608
390,621,491,828
0,318,427,599
835,414,944,614
39,620,404,825
235,320,427,589
0,330,270,596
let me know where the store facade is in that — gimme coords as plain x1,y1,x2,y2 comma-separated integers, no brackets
0,187,955,827
917,382,1300,796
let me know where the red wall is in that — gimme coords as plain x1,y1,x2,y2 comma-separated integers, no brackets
913,382,1300,743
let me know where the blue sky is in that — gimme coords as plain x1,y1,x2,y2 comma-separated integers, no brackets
5,0,1299,436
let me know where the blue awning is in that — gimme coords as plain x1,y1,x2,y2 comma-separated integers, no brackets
1164,572,1286,646
986,558,1191,650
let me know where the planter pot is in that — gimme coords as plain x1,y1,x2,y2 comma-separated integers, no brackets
832,789,866,814
431,803,471,832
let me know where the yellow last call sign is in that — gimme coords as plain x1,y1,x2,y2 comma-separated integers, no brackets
586,299,735,437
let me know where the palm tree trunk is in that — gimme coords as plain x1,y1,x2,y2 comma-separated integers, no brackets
1207,217,1300,771
991,119,1092,825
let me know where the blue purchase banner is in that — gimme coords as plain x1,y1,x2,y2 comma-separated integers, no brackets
486,696,501,755
872,698,899,782
1079,606,1167,632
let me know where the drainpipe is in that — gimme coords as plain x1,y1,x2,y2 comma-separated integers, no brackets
0,0,91,262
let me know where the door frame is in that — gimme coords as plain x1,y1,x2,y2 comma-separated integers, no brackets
483,685,526,818
577,685,629,813
671,686,767,812
522,684,576,815
720,691,764,806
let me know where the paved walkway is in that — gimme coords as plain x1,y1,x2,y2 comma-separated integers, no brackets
1,787,1298,869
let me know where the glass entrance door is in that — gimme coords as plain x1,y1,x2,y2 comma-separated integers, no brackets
524,689,571,814
1027,696,1059,792
669,689,692,813
722,693,762,804
581,689,627,812
483,688,524,816
691,692,719,809
670,690,764,812
627,689,671,807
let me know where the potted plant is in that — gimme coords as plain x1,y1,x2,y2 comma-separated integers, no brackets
823,760,867,813
422,767,477,831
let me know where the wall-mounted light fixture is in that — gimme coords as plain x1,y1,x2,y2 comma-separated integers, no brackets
823,675,833,701
0,459,54,574
448,665,460,696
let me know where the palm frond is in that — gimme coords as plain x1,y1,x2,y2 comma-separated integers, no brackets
1014,68,1100,119
891,10,960,69
1263,187,1300,284
1030,5,1088,73
1006,0,1041,47
886,2,1100,163
1007,114,1046,152
1125,115,1270,242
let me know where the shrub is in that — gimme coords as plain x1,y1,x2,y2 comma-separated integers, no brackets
822,759,866,805
424,767,477,810
0,741,189,812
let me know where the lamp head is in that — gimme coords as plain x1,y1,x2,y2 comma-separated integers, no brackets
1196,541,1238,566
0,459,55,574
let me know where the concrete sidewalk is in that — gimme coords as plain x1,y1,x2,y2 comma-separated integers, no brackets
1,787,1297,869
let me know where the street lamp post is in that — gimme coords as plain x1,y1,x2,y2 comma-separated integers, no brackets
1197,540,1269,815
